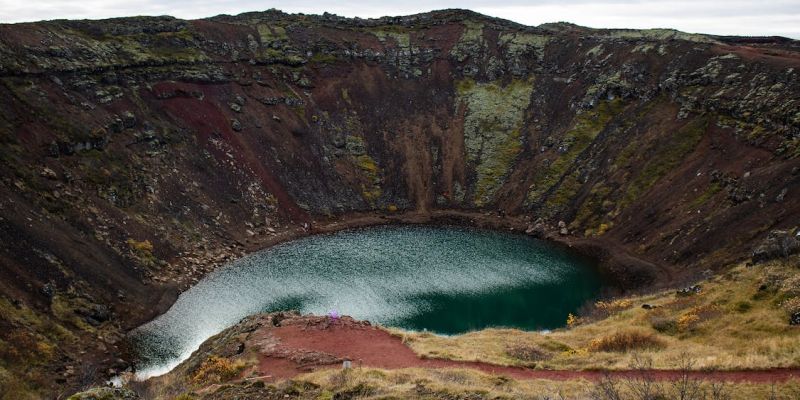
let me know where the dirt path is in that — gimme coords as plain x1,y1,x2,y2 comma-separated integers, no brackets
250,315,799,383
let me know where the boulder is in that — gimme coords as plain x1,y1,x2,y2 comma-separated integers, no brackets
677,284,702,297
40,167,58,180
525,222,546,237
121,111,136,129
752,229,800,263
558,220,568,235
41,283,54,299
791,312,800,326
231,119,243,132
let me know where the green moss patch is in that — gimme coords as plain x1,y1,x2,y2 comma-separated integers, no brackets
526,99,625,206
455,78,533,206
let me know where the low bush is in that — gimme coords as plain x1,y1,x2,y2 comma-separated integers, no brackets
734,300,752,313
191,356,244,385
677,304,720,332
588,330,666,353
566,313,582,328
505,344,551,362
594,299,634,317
649,313,678,334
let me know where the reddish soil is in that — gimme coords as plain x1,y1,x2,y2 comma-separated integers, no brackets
249,315,800,383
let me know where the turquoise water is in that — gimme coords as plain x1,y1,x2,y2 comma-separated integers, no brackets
130,225,600,378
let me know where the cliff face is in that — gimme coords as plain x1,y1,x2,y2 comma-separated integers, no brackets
0,9,798,397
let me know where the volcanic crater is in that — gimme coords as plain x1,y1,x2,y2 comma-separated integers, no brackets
0,8,799,399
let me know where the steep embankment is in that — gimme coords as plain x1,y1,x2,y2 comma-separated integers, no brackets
0,9,798,397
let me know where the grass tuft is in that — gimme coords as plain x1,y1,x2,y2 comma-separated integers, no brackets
588,330,666,353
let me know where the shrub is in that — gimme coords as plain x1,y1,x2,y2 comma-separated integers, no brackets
126,238,157,267
505,344,551,362
734,301,752,313
126,238,153,253
663,294,701,312
594,299,634,317
566,313,582,328
588,330,666,353
677,304,720,332
677,313,701,331
540,340,572,353
649,314,678,334
191,356,243,385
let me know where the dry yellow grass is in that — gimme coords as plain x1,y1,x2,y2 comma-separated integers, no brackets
298,366,800,400
390,258,800,371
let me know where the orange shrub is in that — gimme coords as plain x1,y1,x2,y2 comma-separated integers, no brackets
594,299,634,316
566,313,582,328
191,356,243,385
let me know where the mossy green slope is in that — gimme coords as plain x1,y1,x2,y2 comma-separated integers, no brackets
455,79,534,206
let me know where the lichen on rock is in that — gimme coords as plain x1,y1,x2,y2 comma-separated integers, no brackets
498,32,549,76
450,20,486,65
455,78,534,206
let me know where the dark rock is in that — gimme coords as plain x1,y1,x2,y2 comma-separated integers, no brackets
121,111,136,129
776,188,788,202
90,304,111,322
284,97,305,107
677,285,702,296
231,119,242,132
258,96,282,105
48,141,60,157
525,222,546,237
332,134,345,148
642,303,658,310
75,304,111,326
107,117,124,133
752,229,800,263
41,283,54,299
40,167,58,180
791,312,800,326
558,220,568,235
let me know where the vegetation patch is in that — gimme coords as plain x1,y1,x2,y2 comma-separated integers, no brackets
126,238,157,268
526,99,625,206
191,355,245,386
347,137,382,206
450,20,485,62
455,78,533,206
594,298,634,317
505,343,551,362
588,330,666,352
372,30,411,48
